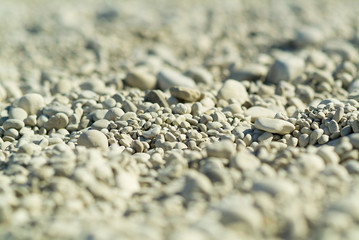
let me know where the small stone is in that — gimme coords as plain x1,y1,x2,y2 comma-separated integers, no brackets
231,149,260,171
144,90,169,108
228,63,267,81
266,55,305,84
344,160,359,174
257,132,274,143
157,68,196,90
317,146,340,164
323,40,359,62
3,119,24,131
312,70,334,85
245,106,276,122
254,117,295,134
143,126,161,138
125,68,157,90
8,107,28,121
349,133,359,149
206,140,235,159
217,79,248,103
18,93,45,115
295,26,323,46
252,178,298,197
77,130,108,150
296,153,325,175
44,113,69,130
91,119,110,131
309,128,324,145
24,115,37,127
184,67,213,85
170,86,201,102
298,134,309,147
318,134,329,144
104,108,124,121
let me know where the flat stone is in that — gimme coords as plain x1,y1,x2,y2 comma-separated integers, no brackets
254,117,295,134
157,68,196,90
77,130,108,150
170,86,201,102
245,106,276,122
125,68,157,90
266,55,305,84
217,79,248,103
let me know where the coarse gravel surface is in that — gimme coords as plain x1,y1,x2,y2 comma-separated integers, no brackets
1,0,359,239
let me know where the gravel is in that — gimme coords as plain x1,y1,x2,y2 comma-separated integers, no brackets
1,0,359,239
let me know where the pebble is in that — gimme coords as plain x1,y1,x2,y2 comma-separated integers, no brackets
206,140,235,159
245,106,276,122
295,26,324,46
217,79,248,103
228,64,267,81
254,117,295,134
143,126,161,138
184,67,213,85
3,119,25,130
251,178,298,197
18,93,45,115
8,107,28,121
170,86,201,102
266,55,305,84
125,68,157,90
44,113,69,130
231,149,260,171
144,90,169,107
77,130,108,150
157,68,196,90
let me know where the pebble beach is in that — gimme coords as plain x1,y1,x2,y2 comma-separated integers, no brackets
1,0,359,239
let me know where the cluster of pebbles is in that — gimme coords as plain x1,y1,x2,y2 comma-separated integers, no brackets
1,0,359,239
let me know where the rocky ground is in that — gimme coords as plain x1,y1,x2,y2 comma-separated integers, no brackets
1,0,359,239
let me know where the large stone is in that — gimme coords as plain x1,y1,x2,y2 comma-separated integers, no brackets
266,55,305,84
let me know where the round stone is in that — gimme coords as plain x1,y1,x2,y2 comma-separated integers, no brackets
77,130,108,150
8,107,28,121
18,93,45,115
